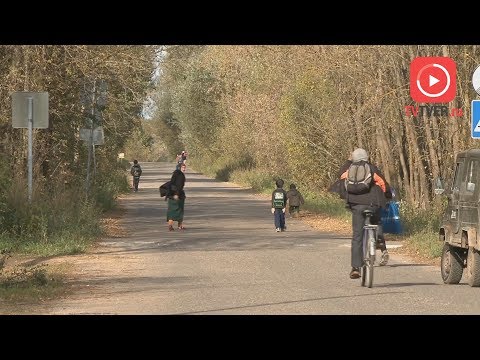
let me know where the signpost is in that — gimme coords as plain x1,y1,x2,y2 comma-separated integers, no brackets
11,92,49,202
81,79,106,194
80,127,105,145
472,100,480,139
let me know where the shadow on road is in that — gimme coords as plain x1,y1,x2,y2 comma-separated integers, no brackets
387,263,432,268
374,282,439,288
175,290,406,314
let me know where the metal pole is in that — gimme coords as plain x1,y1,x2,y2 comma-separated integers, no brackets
85,80,96,194
27,97,33,203
93,141,96,181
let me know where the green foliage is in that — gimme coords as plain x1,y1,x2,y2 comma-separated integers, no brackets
229,168,275,192
0,172,103,255
17,234,91,256
117,158,131,171
404,230,443,259
400,201,446,235
302,191,351,219
123,125,157,162
197,154,254,182
172,67,225,163
0,45,157,257
150,85,184,160
92,168,130,212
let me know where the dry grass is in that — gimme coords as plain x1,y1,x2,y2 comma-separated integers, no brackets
299,210,351,235
389,242,441,266
100,204,128,238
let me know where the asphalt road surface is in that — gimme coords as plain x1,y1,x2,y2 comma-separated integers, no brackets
13,162,480,315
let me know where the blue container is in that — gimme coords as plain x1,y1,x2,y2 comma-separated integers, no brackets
381,201,403,234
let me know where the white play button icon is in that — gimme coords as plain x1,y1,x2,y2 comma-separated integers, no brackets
429,75,440,87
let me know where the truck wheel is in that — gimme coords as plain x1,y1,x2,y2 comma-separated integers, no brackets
467,247,480,287
441,243,464,284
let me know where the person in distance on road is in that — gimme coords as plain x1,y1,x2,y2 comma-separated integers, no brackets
167,162,187,231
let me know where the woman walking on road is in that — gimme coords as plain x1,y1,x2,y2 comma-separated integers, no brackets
167,162,187,231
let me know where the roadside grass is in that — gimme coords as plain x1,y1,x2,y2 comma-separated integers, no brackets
0,259,70,303
399,201,445,259
401,230,443,260
0,204,128,303
0,168,129,301
301,190,351,220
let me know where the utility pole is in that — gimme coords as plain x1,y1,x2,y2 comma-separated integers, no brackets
85,80,96,195
27,97,33,202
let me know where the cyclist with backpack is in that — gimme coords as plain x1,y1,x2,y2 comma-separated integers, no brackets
337,148,392,279
271,179,288,232
130,160,143,192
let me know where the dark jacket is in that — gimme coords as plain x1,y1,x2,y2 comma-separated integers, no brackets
286,189,305,207
328,160,352,200
271,188,288,208
130,164,142,177
330,160,392,208
169,169,186,200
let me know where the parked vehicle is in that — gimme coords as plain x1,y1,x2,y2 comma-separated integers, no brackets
435,149,480,287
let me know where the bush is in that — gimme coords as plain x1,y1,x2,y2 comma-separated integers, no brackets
404,230,443,259
400,201,446,235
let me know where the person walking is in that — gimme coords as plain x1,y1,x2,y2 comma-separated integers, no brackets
167,162,187,231
286,183,305,218
271,179,288,232
130,160,143,192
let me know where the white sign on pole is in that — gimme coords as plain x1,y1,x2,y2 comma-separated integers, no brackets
80,127,105,145
12,92,49,128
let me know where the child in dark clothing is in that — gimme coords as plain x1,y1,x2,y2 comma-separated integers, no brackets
130,160,143,192
286,184,305,218
271,179,288,232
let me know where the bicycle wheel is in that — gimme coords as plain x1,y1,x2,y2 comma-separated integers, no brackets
361,228,369,287
360,265,366,286
365,229,375,288
365,256,374,288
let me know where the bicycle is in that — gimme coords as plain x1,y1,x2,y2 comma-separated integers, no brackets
361,209,378,288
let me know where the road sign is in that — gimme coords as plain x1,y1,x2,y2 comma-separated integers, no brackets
80,127,104,145
472,100,480,139
12,92,49,128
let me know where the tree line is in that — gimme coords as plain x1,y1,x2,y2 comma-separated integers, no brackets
152,45,479,210
0,45,156,250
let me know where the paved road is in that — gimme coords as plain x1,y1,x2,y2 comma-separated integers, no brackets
12,162,480,314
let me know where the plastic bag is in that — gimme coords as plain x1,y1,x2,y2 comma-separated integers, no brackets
381,201,403,234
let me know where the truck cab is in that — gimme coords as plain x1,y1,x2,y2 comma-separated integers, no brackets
436,149,480,286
